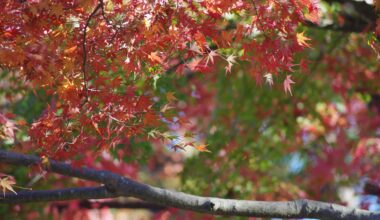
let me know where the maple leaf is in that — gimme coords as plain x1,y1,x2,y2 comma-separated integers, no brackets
148,52,164,64
166,92,177,102
225,54,237,74
186,58,202,72
194,144,211,153
206,50,218,65
162,132,176,141
284,75,295,96
296,32,311,48
148,129,161,139
189,43,202,54
305,7,320,24
64,46,77,54
160,104,174,113
0,176,17,196
296,0,320,23
0,113,17,141
264,73,274,87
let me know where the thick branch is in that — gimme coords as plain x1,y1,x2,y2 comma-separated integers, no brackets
52,200,167,211
2,186,165,211
0,186,117,203
1,149,380,219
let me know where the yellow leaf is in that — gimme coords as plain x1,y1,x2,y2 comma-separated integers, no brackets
296,32,311,48
0,176,17,196
160,104,174,113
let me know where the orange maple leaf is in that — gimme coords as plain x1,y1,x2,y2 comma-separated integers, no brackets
194,144,211,153
64,46,77,54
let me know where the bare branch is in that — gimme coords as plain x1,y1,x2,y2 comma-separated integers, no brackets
1,149,380,219
81,2,102,104
52,200,166,211
0,186,117,203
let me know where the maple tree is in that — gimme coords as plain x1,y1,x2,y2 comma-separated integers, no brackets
1,0,380,219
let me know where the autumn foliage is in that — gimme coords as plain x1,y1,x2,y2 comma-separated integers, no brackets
1,0,380,219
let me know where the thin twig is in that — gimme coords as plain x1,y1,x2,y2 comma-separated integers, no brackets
99,0,122,44
81,2,102,104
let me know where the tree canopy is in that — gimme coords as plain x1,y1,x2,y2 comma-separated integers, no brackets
1,0,380,219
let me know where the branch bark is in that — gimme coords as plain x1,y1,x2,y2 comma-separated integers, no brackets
0,186,117,203
51,200,167,211
1,149,380,219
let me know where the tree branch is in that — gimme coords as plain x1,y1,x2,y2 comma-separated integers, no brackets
1,149,380,219
0,186,117,203
81,2,102,104
52,200,167,212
